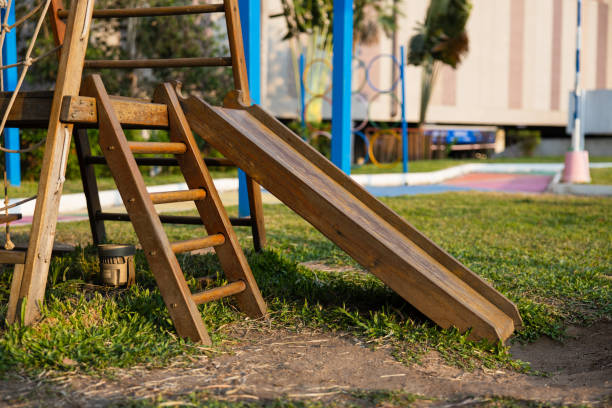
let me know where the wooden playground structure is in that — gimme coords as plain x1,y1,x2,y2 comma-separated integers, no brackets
1,0,522,345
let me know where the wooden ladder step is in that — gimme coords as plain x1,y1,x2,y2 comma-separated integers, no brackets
85,57,232,70
191,281,246,305
150,189,206,204
57,4,225,19
128,141,186,154
171,234,225,254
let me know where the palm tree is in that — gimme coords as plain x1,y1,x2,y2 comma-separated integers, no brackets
408,0,472,127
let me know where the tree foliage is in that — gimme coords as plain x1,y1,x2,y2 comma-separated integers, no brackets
407,0,472,126
272,0,400,47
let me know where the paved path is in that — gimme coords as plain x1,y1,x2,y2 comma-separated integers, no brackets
366,172,553,196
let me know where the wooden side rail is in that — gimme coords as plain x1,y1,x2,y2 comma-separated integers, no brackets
84,57,232,70
57,4,225,19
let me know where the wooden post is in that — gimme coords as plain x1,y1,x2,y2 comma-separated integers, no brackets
224,0,266,250
8,0,95,325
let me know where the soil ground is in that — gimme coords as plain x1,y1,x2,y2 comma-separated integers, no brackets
1,321,610,407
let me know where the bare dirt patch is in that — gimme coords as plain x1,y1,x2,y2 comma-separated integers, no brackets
1,322,611,407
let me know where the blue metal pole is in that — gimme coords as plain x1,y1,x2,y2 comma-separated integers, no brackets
400,46,408,173
2,5,20,186
299,53,306,130
331,0,353,174
237,0,260,217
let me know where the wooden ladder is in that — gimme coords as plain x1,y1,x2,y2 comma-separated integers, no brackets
49,0,266,252
81,74,266,344
7,0,266,336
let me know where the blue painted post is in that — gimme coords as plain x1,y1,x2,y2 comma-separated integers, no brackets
331,0,353,174
299,53,306,130
237,0,260,217
400,46,408,173
2,5,20,186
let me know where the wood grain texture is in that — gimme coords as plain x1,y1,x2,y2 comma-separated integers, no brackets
223,0,250,105
83,74,211,344
171,234,226,254
192,281,246,305
57,4,225,19
74,128,106,245
154,82,267,320
62,95,169,128
10,0,95,326
180,95,521,343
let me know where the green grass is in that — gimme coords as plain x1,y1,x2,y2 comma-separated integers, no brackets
590,167,612,185
0,193,610,376
352,156,612,175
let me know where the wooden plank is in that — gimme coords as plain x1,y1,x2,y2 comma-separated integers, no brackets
84,57,232,70
154,82,267,320
223,0,250,104
6,264,24,323
83,74,211,344
61,95,169,128
74,128,106,245
9,0,96,326
180,95,519,342
0,91,54,128
245,176,266,252
245,104,523,330
0,250,26,264
49,0,67,47
57,4,225,19
0,93,168,129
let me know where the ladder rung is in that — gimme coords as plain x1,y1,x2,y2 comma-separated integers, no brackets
191,281,246,305
128,141,186,155
85,156,235,167
150,189,206,204
171,234,226,254
57,4,225,19
84,57,232,70
96,212,252,226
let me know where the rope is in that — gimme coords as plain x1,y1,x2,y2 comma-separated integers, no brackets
0,194,36,212
0,0,57,154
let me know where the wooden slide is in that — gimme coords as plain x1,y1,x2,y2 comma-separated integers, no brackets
179,92,523,343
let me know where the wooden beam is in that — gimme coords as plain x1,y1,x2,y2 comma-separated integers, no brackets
0,92,169,129
8,0,95,326
61,95,169,128
0,250,25,264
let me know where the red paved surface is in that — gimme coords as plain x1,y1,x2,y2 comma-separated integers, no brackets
443,172,553,193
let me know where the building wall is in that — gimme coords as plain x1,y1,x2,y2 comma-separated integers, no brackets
261,0,612,127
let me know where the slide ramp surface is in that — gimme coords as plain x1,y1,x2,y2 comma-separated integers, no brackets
180,94,523,342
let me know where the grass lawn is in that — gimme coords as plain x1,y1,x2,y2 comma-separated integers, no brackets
0,192,610,376
352,156,612,175
8,157,612,199
590,167,612,185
